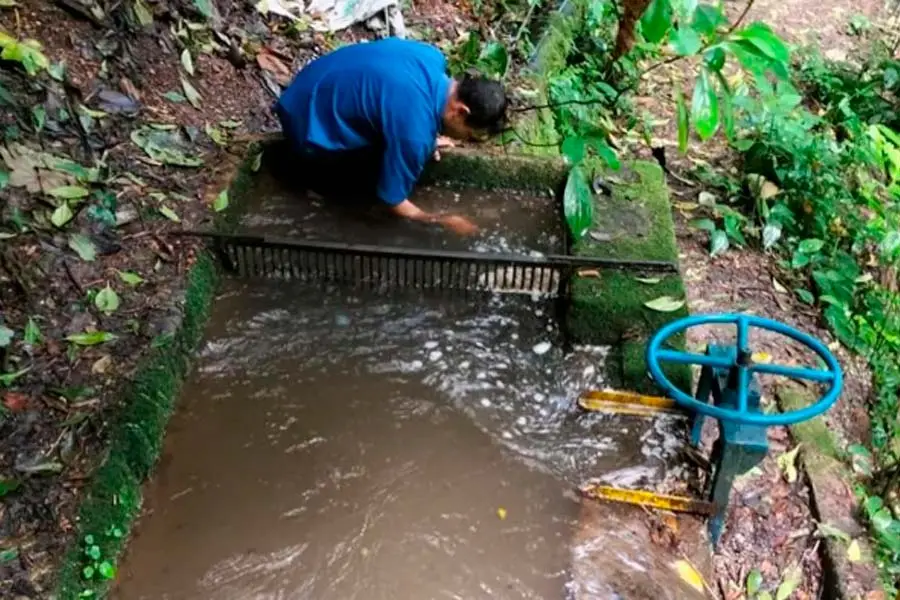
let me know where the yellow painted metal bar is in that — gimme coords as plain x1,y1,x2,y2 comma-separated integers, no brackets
578,389,687,417
581,484,715,515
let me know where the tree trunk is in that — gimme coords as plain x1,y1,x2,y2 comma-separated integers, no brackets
613,0,653,59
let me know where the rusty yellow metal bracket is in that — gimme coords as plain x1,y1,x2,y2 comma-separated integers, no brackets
578,389,688,417
581,484,715,516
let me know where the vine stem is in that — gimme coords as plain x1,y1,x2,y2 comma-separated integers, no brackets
512,0,540,46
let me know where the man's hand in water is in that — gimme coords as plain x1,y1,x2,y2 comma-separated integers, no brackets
391,200,478,235
438,214,478,235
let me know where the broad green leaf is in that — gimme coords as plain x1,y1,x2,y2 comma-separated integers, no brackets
671,26,702,56
48,61,66,81
710,229,728,256
66,331,116,346
0,325,12,347
733,22,790,65
118,270,144,285
691,3,727,35
48,185,89,200
0,478,20,498
181,49,194,75
68,234,97,261
205,124,226,146
23,318,40,345
180,76,202,109
213,189,229,212
561,137,585,164
746,569,763,596
644,296,685,312
51,202,74,228
798,238,825,254
477,42,508,79
675,89,689,152
775,564,801,600
159,205,181,222
640,0,673,44
563,166,593,241
98,561,116,580
593,141,620,170
691,70,719,140
193,0,215,19
94,285,120,315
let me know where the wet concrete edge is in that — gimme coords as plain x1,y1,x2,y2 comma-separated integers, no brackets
777,384,884,599
50,147,263,599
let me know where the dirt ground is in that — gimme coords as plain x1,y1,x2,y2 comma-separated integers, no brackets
0,0,890,597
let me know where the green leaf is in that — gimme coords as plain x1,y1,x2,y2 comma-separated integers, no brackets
205,124,226,146
0,169,8,189
746,569,763,596
798,238,825,254
644,296,685,312
82,565,95,580
714,71,735,139
561,137,585,164
159,205,181,222
0,325,13,347
68,234,97,262
66,331,116,346
676,90,689,152
192,0,214,19
48,61,66,81
132,0,153,26
32,104,45,132
0,478,20,497
250,151,263,172
213,189,229,212
0,367,30,387
51,202,74,228
691,218,716,232
476,42,509,78
180,76,202,109
691,70,719,140
593,141,620,170
23,318,40,345
671,26,702,56
94,285,120,315
86,545,101,561
563,166,593,241
163,91,186,103
98,561,116,580
775,564,801,600
795,288,815,304
704,47,726,71
180,49,194,75
48,185,90,200
691,3,727,35
710,229,729,256
640,0,673,44
635,277,661,284
733,22,790,65
117,270,144,286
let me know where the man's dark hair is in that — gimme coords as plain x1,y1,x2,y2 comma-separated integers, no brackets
456,72,508,135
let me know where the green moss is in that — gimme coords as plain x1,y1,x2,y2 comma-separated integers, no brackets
573,160,680,262
420,148,568,192
213,140,265,233
777,385,841,460
609,338,692,395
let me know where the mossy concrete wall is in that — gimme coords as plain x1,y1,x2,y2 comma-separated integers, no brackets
52,151,261,599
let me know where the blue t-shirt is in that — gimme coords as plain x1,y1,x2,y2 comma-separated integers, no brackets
275,38,452,205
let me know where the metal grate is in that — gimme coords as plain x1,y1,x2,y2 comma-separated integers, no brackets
176,231,679,297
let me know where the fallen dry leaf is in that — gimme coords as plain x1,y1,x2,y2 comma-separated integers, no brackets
256,49,292,87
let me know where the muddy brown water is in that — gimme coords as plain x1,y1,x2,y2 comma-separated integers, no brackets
113,180,709,599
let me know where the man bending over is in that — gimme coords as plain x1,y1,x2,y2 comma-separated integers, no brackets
275,38,508,236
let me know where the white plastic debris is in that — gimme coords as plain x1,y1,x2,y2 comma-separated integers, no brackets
532,341,552,355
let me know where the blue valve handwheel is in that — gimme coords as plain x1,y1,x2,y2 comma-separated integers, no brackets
645,314,843,427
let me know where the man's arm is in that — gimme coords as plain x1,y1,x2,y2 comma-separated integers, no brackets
390,200,478,235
